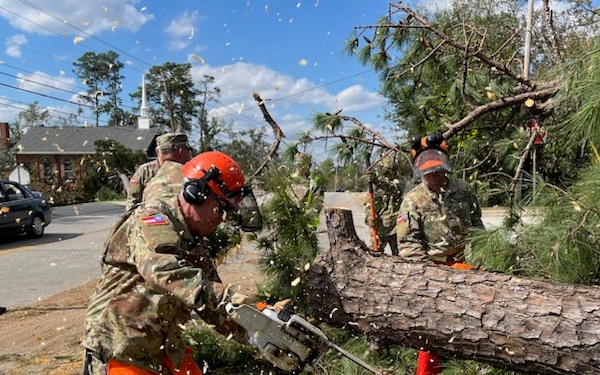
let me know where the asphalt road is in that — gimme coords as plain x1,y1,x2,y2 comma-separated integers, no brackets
0,201,126,308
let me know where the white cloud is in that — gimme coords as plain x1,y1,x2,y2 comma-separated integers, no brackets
191,61,384,114
0,0,153,36
166,11,199,51
327,85,386,114
0,97,24,121
16,71,76,94
5,33,27,57
188,60,389,146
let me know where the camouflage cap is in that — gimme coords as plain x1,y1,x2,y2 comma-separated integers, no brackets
156,133,190,150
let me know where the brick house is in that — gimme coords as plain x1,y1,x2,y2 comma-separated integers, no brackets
10,125,160,184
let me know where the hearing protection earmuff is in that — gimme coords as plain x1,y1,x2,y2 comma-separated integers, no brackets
410,132,448,159
182,167,221,205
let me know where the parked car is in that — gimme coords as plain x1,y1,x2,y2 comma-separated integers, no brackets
0,180,52,238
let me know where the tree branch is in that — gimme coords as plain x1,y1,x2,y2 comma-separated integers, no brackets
442,85,559,139
250,92,285,179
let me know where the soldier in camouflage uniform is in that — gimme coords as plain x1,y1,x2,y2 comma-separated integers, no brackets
142,133,192,204
126,133,192,210
83,151,262,375
396,148,484,263
396,142,484,375
364,151,409,255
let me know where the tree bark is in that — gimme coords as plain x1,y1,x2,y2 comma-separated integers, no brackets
307,208,600,375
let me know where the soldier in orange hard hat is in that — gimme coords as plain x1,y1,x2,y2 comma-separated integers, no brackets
83,151,262,375
397,133,485,375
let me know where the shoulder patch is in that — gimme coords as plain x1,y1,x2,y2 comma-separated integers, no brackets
141,213,169,226
130,177,139,184
397,214,406,223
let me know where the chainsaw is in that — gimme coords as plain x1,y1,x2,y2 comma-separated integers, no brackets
225,303,383,374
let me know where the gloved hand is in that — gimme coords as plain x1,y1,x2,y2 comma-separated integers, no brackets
256,298,291,312
216,284,251,310
450,262,475,270
273,299,291,312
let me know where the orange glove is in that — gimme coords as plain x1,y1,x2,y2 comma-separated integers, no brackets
450,262,477,270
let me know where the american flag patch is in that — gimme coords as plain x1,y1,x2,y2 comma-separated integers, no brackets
397,214,406,223
130,177,138,184
141,214,168,226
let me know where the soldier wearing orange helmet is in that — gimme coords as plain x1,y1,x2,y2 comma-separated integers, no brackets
397,133,485,375
83,151,262,375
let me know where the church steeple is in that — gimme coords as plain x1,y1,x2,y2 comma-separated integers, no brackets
138,74,152,129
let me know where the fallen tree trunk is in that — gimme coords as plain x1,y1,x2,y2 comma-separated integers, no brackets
307,208,600,375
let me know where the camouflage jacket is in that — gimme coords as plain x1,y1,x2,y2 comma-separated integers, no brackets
142,160,185,203
396,177,485,262
82,196,224,374
364,175,407,238
126,160,160,210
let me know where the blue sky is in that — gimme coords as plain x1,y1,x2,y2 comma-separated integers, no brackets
0,0,414,151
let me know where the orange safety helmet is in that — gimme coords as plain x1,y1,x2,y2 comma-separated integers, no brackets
181,151,245,204
181,151,263,232
410,132,449,159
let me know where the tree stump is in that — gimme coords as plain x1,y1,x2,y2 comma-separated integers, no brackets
307,208,600,375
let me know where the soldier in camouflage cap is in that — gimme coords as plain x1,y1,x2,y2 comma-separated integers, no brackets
396,136,484,375
155,132,191,151
83,151,263,375
126,132,192,211
364,150,411,255
142,133,192,203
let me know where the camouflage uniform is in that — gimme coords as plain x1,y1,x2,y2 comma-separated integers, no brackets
142,160,185,203
126,159,160,210
396,177,484,262
83,173,242,374
365,176,406,255
364,152,411,255
125,132,191,211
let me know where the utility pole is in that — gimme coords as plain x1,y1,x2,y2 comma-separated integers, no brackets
524,0,536,194
523,0,534,80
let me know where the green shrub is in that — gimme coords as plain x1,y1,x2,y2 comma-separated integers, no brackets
96,186,124,201
184,323,280,375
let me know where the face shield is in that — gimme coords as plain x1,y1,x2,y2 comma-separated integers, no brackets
412,149,452,180
212,185,263,232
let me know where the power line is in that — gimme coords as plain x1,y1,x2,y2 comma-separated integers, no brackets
0,81,93,108
1,39,142,93
217,69,375,120
0,70,138,112
0,97,97,122
19,0,150,72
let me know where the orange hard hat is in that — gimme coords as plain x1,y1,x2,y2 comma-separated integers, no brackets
181,151,245,203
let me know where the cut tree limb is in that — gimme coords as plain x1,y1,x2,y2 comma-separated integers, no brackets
307,208,600,375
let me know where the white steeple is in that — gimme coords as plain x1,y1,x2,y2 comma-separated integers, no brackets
138,74,152,129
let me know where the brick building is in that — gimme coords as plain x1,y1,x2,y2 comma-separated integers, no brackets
11,126,160,184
